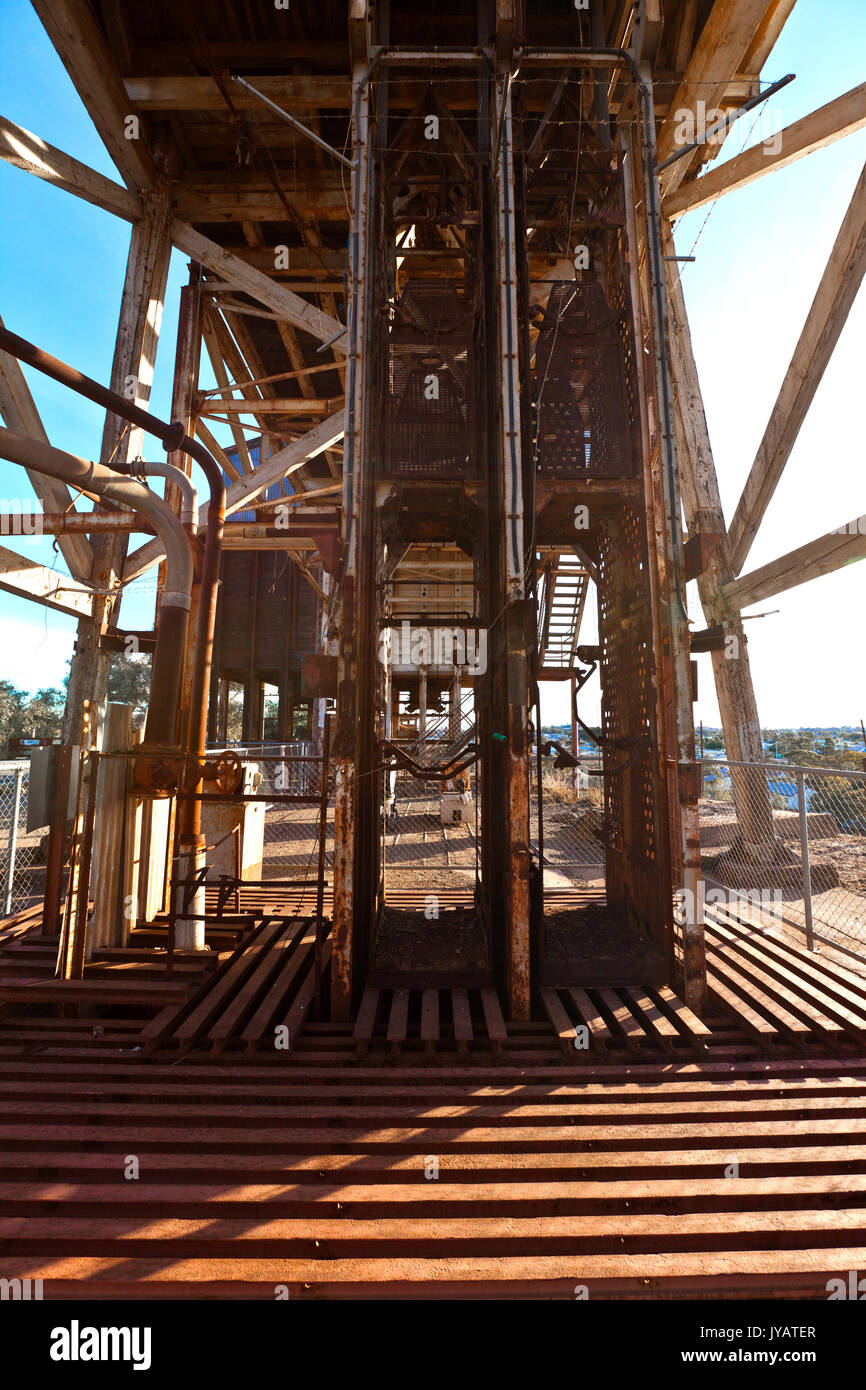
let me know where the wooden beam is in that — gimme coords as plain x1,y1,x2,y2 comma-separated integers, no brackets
135,41,349,69
192,419,243,483
283,548,328,602
727,161,866,574
220,530,330,552
277,321,317,401
662,218,769,799
0,315,93,582
0,115,142,220
200,397,342,415
201,309,255,476
170,220,347,352
726,518,866,607
122,409,346,581
124,74,351,112
0,545,93,617
222,305,319,490
217,307,308,480
741,0,797,74
173,187,348,224
664,83,866,220
656,0,770,196
224,410,345,516
32,0,158,191
62,208,172,743
123,73,620,116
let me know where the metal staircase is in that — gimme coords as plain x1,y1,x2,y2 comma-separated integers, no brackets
537,550,590,677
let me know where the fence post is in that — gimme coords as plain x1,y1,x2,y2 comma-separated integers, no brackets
3,767,24,917
796,769,815,951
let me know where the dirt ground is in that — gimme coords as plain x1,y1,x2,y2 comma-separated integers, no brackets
374,904,489,972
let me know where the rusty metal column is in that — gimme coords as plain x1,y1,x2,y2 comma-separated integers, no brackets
570,671,579,793
636,65,706,1013
165,273,206,951
418,667,428,742
494,70,531,1020
449,669,461,741
332,56,372,1019
167,272,203,752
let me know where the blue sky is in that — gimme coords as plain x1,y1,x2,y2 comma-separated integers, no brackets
0,1,864,728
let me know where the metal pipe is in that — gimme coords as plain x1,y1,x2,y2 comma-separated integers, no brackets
0,511,148,534
796,769,815,951
655,73,795,173
0,429,193,748
130,460,198,528
232,74,358,170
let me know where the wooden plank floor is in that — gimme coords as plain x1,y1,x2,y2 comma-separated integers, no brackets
0,1046,866,1298
2,902,866,1298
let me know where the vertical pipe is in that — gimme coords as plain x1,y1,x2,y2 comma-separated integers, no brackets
418,667,428,742
314,712,332,1013
332,59,372,1019
495,70,531,1020
449,669,461,741
570,670,579,793
796,769,815,951
41,745,72,937
68,751,98,979
3,766,23,918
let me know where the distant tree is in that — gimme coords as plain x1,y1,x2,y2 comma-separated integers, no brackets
106,653,151,727
0,680,27,752
22,687,64,740
226,686,244,742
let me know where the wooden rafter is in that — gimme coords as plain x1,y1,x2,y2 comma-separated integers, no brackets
171,222,347,351
0,545,94,618
31,0,158,191
727,160,866,574
201,309,255,476
656,0,772,197
0,115,141,220
726,518,866,607
665,83,866,220
0,316,93,582
193,419,243,483
216,305,312,489
122,409,346,581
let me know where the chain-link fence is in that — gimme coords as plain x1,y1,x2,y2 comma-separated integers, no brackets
382,688,478,892
0,762,42,918
697,758,866,959
531,753,606,887
209,741,331,879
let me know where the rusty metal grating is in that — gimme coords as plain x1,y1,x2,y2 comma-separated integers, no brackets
597,506,657,874
385,280,474,479
386,364,470,477
535,280,635,478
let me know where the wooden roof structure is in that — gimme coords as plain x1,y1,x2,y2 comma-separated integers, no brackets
0,1,862,613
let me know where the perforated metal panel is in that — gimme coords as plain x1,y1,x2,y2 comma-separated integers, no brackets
597,505,657,885
535,280,635,478
385,280,474,478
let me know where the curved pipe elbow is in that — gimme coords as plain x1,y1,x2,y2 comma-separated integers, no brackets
0,429,193,604
130,460,198,529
